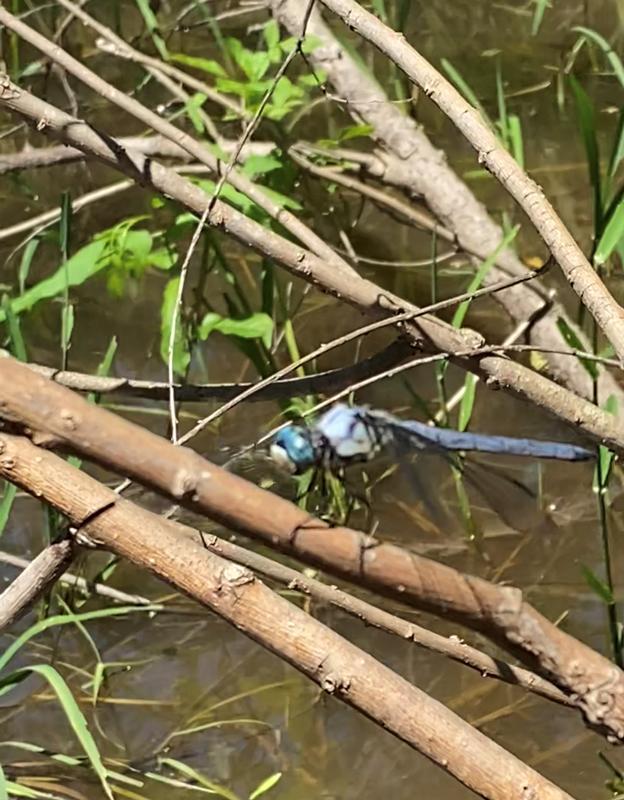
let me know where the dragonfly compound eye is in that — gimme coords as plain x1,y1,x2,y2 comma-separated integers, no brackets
270,426,316,474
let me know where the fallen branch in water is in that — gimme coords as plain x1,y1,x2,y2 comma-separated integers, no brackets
0,353,621,741
270,0,624,404
0,431,578,800
2,78,623,455
315,0,624,364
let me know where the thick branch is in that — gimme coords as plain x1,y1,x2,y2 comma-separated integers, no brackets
271,0,624,405
315,0,624,363
0,537,75,628
1,77,623,455
0,432,575,800
0,354,622,740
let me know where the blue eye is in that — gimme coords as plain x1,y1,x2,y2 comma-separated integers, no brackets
272,426,315,472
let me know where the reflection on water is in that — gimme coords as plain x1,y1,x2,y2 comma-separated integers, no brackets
0,0,622,797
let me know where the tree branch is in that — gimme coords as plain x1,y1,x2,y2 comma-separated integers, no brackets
0,431,577,800
0,353,621,740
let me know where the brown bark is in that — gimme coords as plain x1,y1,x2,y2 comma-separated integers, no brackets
1,77,623,456
0,354,622,740
0,432,577,800
270,0,624,404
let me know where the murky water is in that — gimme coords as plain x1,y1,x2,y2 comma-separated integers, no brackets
1,1,623,797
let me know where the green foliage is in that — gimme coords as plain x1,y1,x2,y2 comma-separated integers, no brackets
531,0,551,35
134,0,169,61
199,311,273,349
0,482,17,538
0,607,160,799
190,22,323,121
556,316,599,379
160,276,190,376
0,220,177,326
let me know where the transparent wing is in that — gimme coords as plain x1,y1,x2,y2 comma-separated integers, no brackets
387,421,558,535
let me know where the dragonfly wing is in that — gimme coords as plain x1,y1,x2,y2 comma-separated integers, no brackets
388,422,557,534
460,459,558,535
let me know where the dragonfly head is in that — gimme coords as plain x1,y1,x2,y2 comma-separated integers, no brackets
271,425,316,474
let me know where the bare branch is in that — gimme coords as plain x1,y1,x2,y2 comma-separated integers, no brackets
0,537,75,628
0,431,578,800
314,0,624,363
1,77,622,455
0,353,622,740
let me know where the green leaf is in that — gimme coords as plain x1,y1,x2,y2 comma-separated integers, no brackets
608,109,624,180
531,0,551,35
441,58,493,129
0,238,109,324
158,758,238,800
160,276,190,376
569,74,602,229
265,76,304,120
573,26,624,89
61,303,74,353
338,123,375,142
0,481,17,538
18,236,40,295
556,316,599,378
249,772,282,799
458,374,477,432
2,294,27,361
226,38,271,81
508,114,524,169
134,0,169,61
184,92,207,133
452,225,519,328
0,763,6,800
241,154,283,179
595,195,624,265
279,35,322,55
4,665,113,799
581,564,613,604
170,52,226,77
0,606,159,675
199,312,273,349
263,19,280,51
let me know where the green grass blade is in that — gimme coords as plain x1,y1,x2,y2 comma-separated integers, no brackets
573,26,624,88
0,665,113,800
531,0,550,35
569,74,603,231
452,225,519,328
556,316,599,378
158,758,239,800
0,482,17,538
595,195,624,265
134,0,169,61
0,606,160,675
508,114,524,169
2,294,27,361
458,373,478,432
608,108,624,180
249,772,282,799
441,59,493,129
18,237,41,296
0,762,6,800
0,239,109,324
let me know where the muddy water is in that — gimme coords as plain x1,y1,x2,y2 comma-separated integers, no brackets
0,1,623,798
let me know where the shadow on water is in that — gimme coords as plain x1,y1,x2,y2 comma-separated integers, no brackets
0,1,622,797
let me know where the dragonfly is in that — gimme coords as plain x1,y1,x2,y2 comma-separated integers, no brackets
270,403,593,531
270,403,593,474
